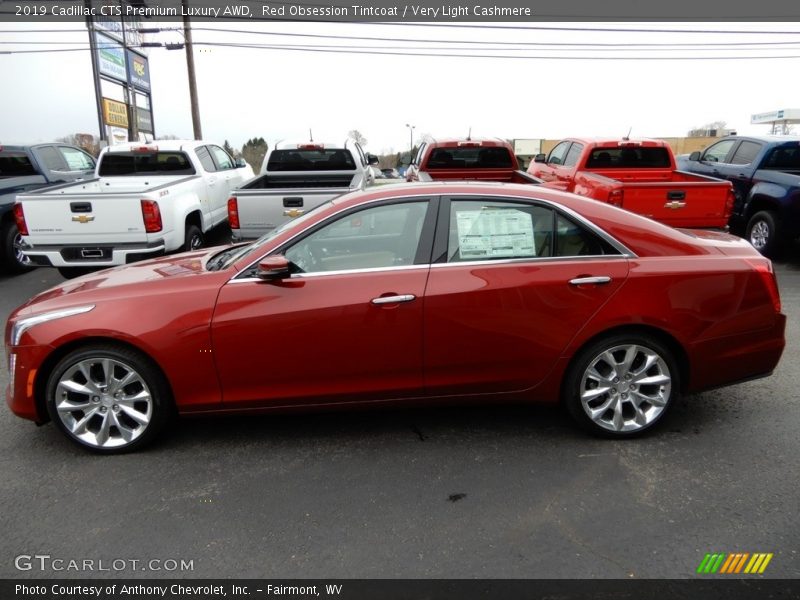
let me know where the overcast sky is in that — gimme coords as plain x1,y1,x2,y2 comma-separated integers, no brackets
2,21,799,155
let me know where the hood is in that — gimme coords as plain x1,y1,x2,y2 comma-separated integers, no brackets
23,247,228,311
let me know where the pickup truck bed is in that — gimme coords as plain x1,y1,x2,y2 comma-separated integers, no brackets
530,138,733,229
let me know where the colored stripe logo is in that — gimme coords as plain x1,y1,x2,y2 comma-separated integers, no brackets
697,553,773,574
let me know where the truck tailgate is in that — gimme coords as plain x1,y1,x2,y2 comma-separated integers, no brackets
232,187,347,239
20,193,149,245
620,180,732,228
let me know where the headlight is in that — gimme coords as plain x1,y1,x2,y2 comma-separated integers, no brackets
10,305,95,346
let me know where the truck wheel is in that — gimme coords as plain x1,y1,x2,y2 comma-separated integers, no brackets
184,224,203,252
1,220,34,274
745,210,781,257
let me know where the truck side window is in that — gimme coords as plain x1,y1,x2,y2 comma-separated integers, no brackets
702,140,736,164
563,143,584,168
59,147,95,171
195,146,217,172
547,142,571,166
730,141,763,166
37,146,68,172
209,145,234,170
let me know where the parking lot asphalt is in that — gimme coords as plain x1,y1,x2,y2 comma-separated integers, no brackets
1,241,798,580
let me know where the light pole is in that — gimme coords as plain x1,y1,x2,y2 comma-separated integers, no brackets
405,123,415,155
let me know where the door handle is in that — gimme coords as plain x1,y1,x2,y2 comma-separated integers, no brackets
569,276,611,286
371,294,416,305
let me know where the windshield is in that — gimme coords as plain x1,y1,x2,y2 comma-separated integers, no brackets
207,199,336,271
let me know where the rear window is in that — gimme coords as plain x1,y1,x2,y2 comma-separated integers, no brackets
0,153,37,178
267,149,356,172
427,146,513,169
98,152,196,176
762,146,800,171
584,147,672,169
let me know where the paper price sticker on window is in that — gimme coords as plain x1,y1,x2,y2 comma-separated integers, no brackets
456,208,535,259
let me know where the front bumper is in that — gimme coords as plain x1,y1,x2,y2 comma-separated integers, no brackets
5,344,52,423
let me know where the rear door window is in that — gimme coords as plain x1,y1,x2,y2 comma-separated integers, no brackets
563,143,584,167
195,146,217,172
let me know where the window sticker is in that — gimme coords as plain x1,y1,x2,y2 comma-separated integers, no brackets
456,208,535,259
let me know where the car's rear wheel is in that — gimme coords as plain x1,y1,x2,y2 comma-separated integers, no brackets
746,210,781,258
1,220,34,274
46,345,172,453
564,334,678,437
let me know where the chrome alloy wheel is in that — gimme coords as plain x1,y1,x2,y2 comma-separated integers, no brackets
189,233,203,250
54,358,153,449
579,344,671,433
749,220,770,250
13,231,32,266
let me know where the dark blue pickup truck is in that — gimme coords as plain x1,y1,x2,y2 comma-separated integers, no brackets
680,135,800,257
0,144,96,273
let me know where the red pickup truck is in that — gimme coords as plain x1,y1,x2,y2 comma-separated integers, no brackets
528,138,734,228
406,138,541,184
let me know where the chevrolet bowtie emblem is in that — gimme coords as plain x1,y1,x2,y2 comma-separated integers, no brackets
664,201,686,210
72,215,95,223
283,209,305,218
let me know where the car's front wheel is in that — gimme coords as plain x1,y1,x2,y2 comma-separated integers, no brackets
564,334,679,437
45,345,172,453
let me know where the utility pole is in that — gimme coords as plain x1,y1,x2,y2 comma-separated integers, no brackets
182,0,202,139
406,123,415,154
85,0,106,143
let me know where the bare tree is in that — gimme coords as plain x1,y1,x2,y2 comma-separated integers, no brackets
687,121,728,137
57,133,100,156
348,130,368,146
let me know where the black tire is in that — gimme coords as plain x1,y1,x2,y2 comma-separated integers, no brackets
57,267,102,280
563,333,679,438
45,344,173,454
745,210,781,258
0,219,34,274
184,223,204,252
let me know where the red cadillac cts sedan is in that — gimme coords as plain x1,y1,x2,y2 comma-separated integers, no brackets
5,182,786,453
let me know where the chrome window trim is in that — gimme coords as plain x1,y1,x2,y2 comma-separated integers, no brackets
227,191,637,284
430,255,629,270
229,263,430,284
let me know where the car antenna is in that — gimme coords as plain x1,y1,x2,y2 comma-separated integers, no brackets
623,127,632,141
309,129,314,143
467,127,472,141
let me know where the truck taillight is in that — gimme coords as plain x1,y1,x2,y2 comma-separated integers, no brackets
227,197,240,229
140,199,162,233
13,203,28,236
608,189,624,207
745,258,781,313
725,189,735,218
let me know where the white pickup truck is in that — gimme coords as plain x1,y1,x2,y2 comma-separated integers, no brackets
228,139,377,240
15,140,253,277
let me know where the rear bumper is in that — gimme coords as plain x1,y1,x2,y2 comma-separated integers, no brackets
687,314,786,393
23,240,165,267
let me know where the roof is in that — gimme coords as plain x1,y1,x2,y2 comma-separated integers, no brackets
711,135,800,145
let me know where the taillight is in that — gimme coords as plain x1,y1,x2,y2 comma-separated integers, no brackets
140,199,162,233
725,189,735,219
227,197,240,229
13,203,28,236
745,258,781,313
608,189,624,207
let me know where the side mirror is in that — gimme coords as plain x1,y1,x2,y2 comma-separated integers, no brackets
235,158,248,168
688,151,701,161
533,153,546,163
257,255,291,281
367,154,379,166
